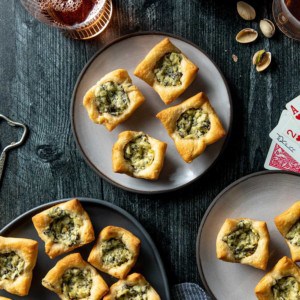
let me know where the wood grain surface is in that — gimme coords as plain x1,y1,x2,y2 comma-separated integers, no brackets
0,0,300,291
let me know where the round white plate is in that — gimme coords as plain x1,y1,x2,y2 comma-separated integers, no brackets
71,33,232,193
196,171,300,300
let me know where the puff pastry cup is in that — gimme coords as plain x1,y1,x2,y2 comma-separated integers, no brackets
103,273,160,300
42,253,109,300
156,92,226,163
275,201,300,262
83,69,145,131
88,226,141,279
134,38,198,104
112,131,167,180
32,199,95,259
255,256,300,299
0,236,38,296
216,218,270,270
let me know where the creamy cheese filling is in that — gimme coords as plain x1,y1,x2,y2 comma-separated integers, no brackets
43,207,83,247
0,251,25,281
101,238,132,268
94,81,130,116
62,268,92,300
222,220,259,260
176,108,211,139
272,276,300,300
154,52,183,86
124,135,154,171
116,284,148,300
286,220,300,246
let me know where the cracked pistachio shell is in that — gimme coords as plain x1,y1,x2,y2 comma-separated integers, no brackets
260,19,275,38
237,1,256,21
252,50,272,72
236,28,258,44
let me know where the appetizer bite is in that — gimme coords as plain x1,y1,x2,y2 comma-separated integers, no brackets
42,253,108,299
156,92,226,163
88,226,141,279
275,201,300,262
0,236,38,296
255,256,300,299
103,273,160,300
216,218,270,270
134,38,198,104
83,69,145,131
32,199,94,259
112,131,167,180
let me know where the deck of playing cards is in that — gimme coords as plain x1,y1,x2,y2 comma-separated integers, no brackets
265,95,300,173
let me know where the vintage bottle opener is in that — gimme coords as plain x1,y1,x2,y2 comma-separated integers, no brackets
0,114,28,183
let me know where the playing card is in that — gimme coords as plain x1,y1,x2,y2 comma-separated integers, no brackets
264,141,300,173
269,110,300,161
286,95,300,122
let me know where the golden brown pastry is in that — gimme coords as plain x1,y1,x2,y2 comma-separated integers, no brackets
0,236,38,296
156,92,226,163
216,218,270,270
32,199,94,259
88,226,141,279
134,38,198,104
83,69,145,131
255,256,300,299
42,253,109,300
112,131,167,180
103,273,160,300
0,297,12,300
275,201,300,262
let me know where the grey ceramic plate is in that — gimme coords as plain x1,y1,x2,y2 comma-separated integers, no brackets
196,171,300,300
71,32,232,194
0,198,170,300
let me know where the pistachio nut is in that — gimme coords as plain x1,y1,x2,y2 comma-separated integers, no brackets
237,1,256,21
252,50,272,72
259,19,275,38
236,28,258,44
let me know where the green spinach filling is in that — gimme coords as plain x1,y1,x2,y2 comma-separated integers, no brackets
94,81,130,116
124,135,154,171
101,238,132,268
272,276,300,300
116,284,149,300
154,52,183,86
62,268,92,300
0,251,25,280
222,220,259,260
286,220,300,246
43,207,83,247
176,108,210,139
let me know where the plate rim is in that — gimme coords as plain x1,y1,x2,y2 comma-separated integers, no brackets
70,31,233,194
195,170,300,299
0,197,171,300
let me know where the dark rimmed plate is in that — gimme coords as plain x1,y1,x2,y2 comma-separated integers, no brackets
71,32,232,194
196,170,300,300
0,198,170,299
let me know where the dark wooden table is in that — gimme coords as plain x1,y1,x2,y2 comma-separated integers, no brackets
1,0,300,294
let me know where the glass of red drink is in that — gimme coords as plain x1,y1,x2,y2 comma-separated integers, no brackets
273,0,300,40
20,0,113,40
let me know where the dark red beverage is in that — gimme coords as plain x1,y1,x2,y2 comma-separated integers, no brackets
285,0,300,21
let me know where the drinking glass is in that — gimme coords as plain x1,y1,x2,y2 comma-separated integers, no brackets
273,0,300,40
20,0,113,40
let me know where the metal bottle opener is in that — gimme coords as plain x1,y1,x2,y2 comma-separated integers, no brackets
0,114,28,183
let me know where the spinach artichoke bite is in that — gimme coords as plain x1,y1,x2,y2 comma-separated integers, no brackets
83,69,145,131
32,199,95,259
216,218,270,270
88,226,141,279
112,131,167,180
134,37,198,105
156,92,226,163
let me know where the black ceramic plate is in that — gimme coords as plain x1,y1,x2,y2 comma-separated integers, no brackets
0,198,170,299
